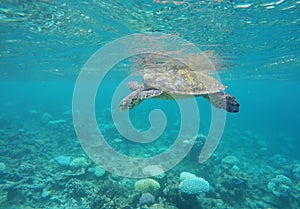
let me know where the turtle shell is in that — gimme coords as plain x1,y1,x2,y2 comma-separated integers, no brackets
143,66,226,95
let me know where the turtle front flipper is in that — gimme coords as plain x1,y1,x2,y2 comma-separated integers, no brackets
127,81,143,91
204,92,240,113
119,89,163,111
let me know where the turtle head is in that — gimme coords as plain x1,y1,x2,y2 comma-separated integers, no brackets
119,91,143,111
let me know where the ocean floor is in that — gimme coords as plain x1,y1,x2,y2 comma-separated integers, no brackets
0,106,299,209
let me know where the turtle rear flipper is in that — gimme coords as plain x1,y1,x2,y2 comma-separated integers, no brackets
204,92,240,113
120,89,163,111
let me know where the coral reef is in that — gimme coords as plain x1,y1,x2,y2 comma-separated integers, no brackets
178,172,210,195
179,171,197,181
0,107,299,209
221,155,240,170
0,162,6,174
88,166,106,177
267,174,293,197
139,193,156,206
54,155,71,166
135,179,161,193
179,177,210,194
142,165,166,179
69,157,91,168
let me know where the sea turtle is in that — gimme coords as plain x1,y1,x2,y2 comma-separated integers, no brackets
119,65,240,113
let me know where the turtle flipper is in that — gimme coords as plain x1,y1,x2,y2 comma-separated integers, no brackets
127,81,143,91
119,89,163,111
137,89,163,100
204,92,240,113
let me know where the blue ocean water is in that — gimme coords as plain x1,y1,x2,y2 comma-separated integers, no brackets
0,1,299,208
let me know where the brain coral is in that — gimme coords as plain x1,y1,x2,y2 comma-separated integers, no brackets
267,174,293,197
135,178,160,193
179,177,210,195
